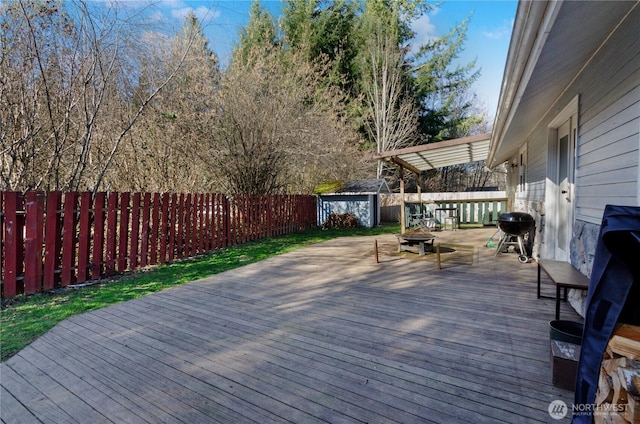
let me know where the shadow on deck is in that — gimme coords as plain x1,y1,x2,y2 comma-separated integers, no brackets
1,228,580,423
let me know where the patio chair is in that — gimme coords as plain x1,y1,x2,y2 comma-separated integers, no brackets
418,218,437,232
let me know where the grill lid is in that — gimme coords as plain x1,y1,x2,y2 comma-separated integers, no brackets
498,212,535,223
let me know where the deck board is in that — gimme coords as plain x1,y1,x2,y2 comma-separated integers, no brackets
1,231,579,423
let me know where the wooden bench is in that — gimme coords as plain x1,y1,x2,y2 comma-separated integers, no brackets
537,259,590,320
396,233,436,256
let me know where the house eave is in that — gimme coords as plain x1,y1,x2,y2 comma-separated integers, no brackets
488,0,562,168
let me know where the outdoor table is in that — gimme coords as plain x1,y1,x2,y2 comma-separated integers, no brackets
435,207,458,230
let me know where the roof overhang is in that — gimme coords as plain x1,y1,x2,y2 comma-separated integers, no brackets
488,0,638,168
373,133,491,174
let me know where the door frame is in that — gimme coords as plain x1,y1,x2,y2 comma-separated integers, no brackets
545,96,579,261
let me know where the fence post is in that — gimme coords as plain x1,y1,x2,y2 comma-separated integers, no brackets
168,193,177,261
3,192,23,298
44,192,62,290
24,192,44,294
118,192,130,272
159,193,169,263
0,192,3,296
149,193,160,265
105,192,118,276
61,192,79,286
140,193,151,267
76,192,92,284
198,193,205,254
184,193,192,257
93,192,106,280
204,193,211,252
129,193,141,269
226,195,232,246
176,194,185,258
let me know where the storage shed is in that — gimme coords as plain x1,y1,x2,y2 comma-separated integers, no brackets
316,179,390,228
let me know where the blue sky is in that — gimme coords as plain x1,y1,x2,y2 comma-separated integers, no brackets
145,0,517,119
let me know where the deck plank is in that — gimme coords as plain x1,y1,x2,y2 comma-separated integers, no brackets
1,231,578,423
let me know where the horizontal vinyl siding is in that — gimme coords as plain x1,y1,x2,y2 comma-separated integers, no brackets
576,89,640,223
523,126,549,203
573,10,640,224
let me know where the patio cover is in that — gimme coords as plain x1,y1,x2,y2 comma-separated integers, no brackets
373,133,491,174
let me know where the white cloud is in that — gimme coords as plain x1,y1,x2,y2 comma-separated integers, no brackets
483,19,514,40
410,14,438,50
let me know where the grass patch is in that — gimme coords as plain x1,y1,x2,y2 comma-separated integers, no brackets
1,223,399,362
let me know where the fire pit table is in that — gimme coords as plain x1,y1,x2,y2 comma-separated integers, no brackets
396,232,436,256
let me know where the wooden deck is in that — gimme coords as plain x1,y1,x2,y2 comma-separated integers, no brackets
1,229,581,423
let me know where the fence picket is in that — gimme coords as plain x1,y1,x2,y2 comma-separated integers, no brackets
43,192,62,290
77,192,92,283
1,191,317,299
24,192,44,294
140,193,151,267
4,192,22,297
118,193,130,272
130,193,141,269
0,192,3,296
168,193,177,262
105,193,118,276
93,192,106,280
150,193,160,266
61,192,78,286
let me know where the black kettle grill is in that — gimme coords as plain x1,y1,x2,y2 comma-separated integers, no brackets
495,212,535,263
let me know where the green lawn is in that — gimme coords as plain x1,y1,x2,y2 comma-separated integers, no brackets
0,224,399,362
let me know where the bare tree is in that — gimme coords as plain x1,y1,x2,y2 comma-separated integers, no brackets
210,46,363,194
360,25,419,178
0,0,192,192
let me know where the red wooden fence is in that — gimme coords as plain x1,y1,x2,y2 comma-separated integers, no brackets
0,191,317,299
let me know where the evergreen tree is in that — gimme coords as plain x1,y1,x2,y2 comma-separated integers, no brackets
412,17,481,142
233,1,278,65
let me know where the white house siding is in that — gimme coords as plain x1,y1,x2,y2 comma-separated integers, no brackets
513,125,549,260
511,4,639,273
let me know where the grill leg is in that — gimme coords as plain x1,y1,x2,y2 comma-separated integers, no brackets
494,235,508,256
517,236,526,256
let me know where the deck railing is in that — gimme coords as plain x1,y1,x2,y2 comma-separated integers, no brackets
380,192,508,228
0,191,316,299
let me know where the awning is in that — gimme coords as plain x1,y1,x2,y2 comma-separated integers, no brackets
373,133,491,174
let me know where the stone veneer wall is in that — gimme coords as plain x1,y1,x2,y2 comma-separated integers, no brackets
513,198,545,260
567,219,601,317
